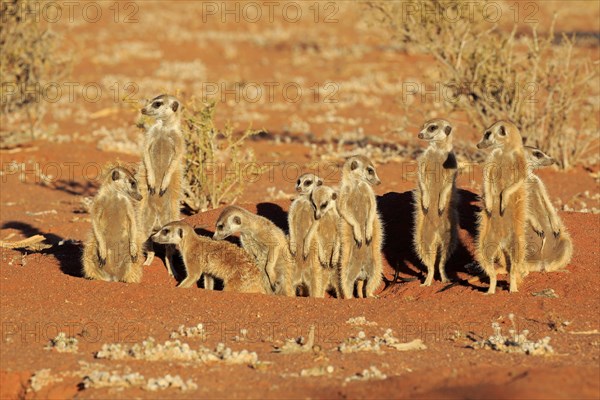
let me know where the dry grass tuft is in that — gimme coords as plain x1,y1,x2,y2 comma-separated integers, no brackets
367,0,599,169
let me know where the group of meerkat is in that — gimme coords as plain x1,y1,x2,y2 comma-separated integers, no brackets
212,154,384,298
82,92,572,296
414,118,572,294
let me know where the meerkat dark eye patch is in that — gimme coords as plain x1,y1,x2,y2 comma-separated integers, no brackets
296,179,301,186
112,170,120,181
305,180,312,186
534,151,543,158
153,102,162,109
317,180,323,186
233,216,241,225
444,125,452,135
164,229,170,234
178,228,183,238
499,126,506,136
321,203,327,209
484,131,491,139
429,125,436,132
171,101,179,112
217,224,223,230
331,192,337,200
350,160,358,170
367,168,374,174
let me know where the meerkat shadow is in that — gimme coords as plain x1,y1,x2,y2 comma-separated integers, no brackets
443,189,483,287
1,221,84,277
377,191,422,282
256,202,289,233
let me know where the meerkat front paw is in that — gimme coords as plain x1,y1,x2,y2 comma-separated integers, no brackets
159,187,167,197
148,186,156,195
130,243,138,262
438,205,445,216
353,230,363,248
499,194,507,216
365,226,373,245
97,249,107,267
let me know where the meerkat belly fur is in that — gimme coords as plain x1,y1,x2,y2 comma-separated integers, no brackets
288,173,324,296
304,185,342,297
137,94,185,276
82,165,144,283
152,221,265,293
476,120,528,294
522,146,573,272
413,119,459,286
337,155,384,298
213,206,294,296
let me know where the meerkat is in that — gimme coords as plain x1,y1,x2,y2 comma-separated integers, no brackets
304,185,342,297
337,155,384,298
475,120,528,294
137,94,185,277
523,146,573,272
213,206,294,296
151,221,266,293
288,173,323,296
82,164,144,283
413,119,459,286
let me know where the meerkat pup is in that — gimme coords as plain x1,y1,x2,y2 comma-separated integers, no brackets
213,206,294,296
413,119,459,286
304,185,342,297
337,155,384,298
82,165,144,283
523,146,573,272
476,120,528,294
288,173,323,296
152,221,266,293
137,94,185,276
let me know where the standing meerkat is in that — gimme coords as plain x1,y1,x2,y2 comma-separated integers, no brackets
476,120,528,294
337,155,384,298
413,119,458,286
304,185,342,297
213,206,294,296
523,146,573,272
82,165,144,283
288,173,323,296
137,94,185,276
151,221,266,293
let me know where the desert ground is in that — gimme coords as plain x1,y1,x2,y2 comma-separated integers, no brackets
1,1,599,399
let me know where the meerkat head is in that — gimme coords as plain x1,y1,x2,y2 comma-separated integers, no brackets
418,119,453,142
295,173,323,195
524,146,556,168
141,94,181,121
476,120,522,150
213,206,244,240
343,155,381,186
107,166,142,201
152,221,188,245
310,185,337,220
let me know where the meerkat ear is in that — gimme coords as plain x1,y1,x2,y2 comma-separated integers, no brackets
233,216,241,225
331,192,338,201
350,160,358,170
171,101,179,112
444,125,452,135
178,228,183,238
317,179,323,186
499,125,506,136
112,169,120,181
